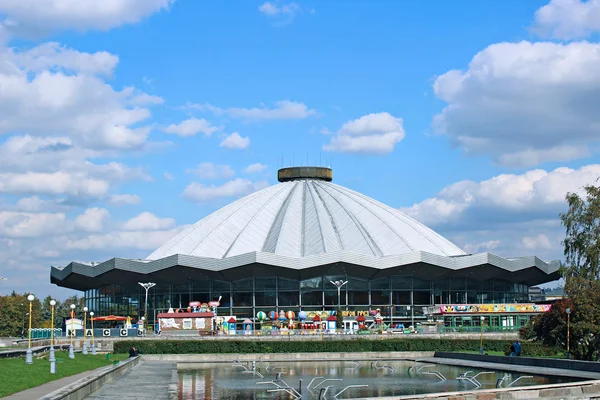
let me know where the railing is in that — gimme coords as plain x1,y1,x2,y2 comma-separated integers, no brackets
29,328,62,339
436,326,520,333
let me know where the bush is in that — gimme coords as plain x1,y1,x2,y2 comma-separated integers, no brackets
113,339,560,357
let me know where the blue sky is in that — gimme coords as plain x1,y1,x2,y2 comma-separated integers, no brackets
0,0,599,298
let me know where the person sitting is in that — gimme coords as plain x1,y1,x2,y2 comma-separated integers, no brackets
128,347,138,358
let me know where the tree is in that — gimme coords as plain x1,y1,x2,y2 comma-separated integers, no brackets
560,182,600,279
335,309,344,329
0,292,42,337
527,181,600,360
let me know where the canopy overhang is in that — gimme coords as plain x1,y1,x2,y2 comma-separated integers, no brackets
50,250,561,291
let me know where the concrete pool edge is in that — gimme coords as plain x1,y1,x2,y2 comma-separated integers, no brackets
362,379,600,400
143,351,435,363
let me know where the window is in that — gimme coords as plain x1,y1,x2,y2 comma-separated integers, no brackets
413,278,431,290
392,276,411,290
255,291,276,306
232,292,253,307
371,278,390,290
212,280,231,292
392,291,411,305
413,291,432,305
232,279,252,291
300,277,321,290
347,291,369,305
255,277,276,290
301,291,322,306
278,278,299,291
371,290,390,305
278,292,299,307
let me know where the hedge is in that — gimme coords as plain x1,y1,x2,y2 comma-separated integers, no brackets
113,339,559,357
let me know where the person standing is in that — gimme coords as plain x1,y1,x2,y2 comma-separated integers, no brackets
514,339,521,356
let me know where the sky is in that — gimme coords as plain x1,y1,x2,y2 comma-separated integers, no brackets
0,0,599,299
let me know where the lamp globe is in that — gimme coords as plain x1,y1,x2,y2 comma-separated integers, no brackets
50,300,56,306
27,294,34,302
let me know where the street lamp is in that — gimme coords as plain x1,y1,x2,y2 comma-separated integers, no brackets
330,280,348,309
90,312,96,355
68,304,76,359
49,300,56,373
82,307,89,354
25,294,34,364
479,316,485,355
566,307,571,359
138,282,156,321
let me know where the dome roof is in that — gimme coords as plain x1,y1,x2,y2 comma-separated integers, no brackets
148,178,465,260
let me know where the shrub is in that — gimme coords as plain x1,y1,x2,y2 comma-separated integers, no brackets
113,338,560,356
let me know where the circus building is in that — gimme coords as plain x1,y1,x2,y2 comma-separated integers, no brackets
50,167,560,331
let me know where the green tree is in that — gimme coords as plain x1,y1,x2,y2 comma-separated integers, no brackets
527,181,600,360
0,292,42,337
560,182,600,279
335,309,343,329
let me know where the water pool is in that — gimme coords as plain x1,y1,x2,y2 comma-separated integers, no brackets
176,360,579,399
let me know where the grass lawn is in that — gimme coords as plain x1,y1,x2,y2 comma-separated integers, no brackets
0,351,129,397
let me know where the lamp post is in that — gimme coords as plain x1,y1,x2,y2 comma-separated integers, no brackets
479,316,485,355
566,307,571,359
90,312,96,355
68,304,76,359
140,316,145,336
49,300,56,373
25,294,34,364
82,307,88,354
138,282,156,321
330,280,348,309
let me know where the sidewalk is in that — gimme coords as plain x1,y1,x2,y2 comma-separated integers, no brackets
2,367,108,400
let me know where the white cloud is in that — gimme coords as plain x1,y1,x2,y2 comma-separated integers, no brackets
463,240,501,254
532,0,600,39
182,178,269,203
122,212,176,231
74,207,109,232
3,42,118,76
0,0,174,38
245,163,268,174
163,172,174,181
14,196,68,213
108,194,141,206
521,234,553,250
259,2,300,16
0,171,109,197
433,41,600,167
0,136,150,198
187,162,236,180
190,100,316,120
401,164,600,227
0,44,158,150
0,210,66,238
220,132,250,149
400,164,600,261
64,227,184,251
163,118,217,137
323,112,405,154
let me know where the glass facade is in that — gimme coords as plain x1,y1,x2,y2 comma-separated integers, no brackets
84,275,529,326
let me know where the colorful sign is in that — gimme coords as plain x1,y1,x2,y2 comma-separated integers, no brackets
439,304,551,314
304,310,371,318
208,301,220,307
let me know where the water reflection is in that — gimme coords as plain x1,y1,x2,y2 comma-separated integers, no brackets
177,361,577,399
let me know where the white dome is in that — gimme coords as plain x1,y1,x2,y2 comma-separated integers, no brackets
148,179,466,260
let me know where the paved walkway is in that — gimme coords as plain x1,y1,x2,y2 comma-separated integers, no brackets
3,369,105,400
85,361,175,400
417,356,600,380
